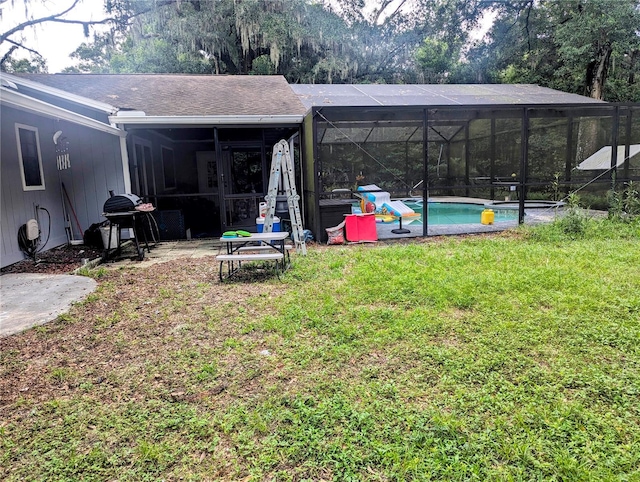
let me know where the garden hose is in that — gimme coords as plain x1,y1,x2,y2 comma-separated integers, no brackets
17,207,52,261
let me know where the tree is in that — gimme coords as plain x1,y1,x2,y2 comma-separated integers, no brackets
1,54,47,73
472,0,640,102
415,37,456,83
2,0,92,69
554,0,640,101
412,0,487,83
0,0,174,71
67,0,441,83
68,0,356,78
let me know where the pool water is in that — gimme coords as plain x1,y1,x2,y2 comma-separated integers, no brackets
403,201,519,225
352,200,520,225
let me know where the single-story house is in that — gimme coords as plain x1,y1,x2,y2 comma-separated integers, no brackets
1,73,305,267
1,73,128,267
2,73,638,267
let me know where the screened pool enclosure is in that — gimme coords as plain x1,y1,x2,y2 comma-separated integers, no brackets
293,85,639,241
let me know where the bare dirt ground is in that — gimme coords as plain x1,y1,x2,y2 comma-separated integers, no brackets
0,232,502,276
1,244,104,275
0,251,297,480
0,255,275,408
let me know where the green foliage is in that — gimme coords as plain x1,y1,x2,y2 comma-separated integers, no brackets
415,37,457,83
527,196,640,243
64,0,486,84
474,0,640,101
249,55,275,75
1,56,48,73
609,181,640,220
551,172,561,202
68,0,432,82
556,193,589,238
75,266,108,278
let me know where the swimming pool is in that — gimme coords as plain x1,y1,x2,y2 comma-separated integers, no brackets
401,200,519,225
351,199,521,225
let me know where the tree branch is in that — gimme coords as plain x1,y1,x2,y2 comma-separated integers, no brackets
4,38,43,58
383,0,408,26
524,0,533,52
1,45,18,67
43,16,115,27
1,0,177,46
373,0,408,26
0,0,82,44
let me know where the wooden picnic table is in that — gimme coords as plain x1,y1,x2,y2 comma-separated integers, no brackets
216,231,291,281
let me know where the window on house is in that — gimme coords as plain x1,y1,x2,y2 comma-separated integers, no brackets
16,124,45,190
161,146,176,189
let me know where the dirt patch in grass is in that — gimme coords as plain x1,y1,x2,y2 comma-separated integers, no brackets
1,233,516,409
1,244,103,275
0,256,283,409
0,254,309,480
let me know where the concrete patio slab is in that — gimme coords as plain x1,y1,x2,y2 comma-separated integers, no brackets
0,273,97,337
101,239,223,269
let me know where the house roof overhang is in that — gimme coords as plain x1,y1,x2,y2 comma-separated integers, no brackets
108,113,304,128
1,87,126,137
1,72,118,114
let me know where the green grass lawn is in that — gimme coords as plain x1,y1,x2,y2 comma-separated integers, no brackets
1,218,639,481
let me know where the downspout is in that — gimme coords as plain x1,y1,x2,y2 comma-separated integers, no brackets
112,122,133,238
112,122,132,193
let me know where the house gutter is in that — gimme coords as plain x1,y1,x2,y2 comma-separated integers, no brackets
2,88,126,137
108,114,304,126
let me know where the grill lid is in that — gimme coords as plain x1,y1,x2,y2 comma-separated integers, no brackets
103,193,142,213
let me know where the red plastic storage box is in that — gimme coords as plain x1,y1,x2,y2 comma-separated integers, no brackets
344,213,377,242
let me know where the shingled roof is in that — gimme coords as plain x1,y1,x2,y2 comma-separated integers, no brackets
15,74,307,117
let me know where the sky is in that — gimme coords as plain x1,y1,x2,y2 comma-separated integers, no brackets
1,0,493,74
1,0,108,72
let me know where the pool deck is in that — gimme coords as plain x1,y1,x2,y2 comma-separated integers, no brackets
410,196,493,204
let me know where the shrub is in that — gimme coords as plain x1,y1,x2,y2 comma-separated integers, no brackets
609,181,640,221
557,193,589,238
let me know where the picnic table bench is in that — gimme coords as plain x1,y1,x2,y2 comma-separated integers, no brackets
216,232,291,281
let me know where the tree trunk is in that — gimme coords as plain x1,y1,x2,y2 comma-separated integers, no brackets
575,117,600,166
628,50,638,85
586,45,612,100
576,45,612,168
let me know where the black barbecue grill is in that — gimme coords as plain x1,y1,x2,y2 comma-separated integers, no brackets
102,193,155,261
103,193,143,213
